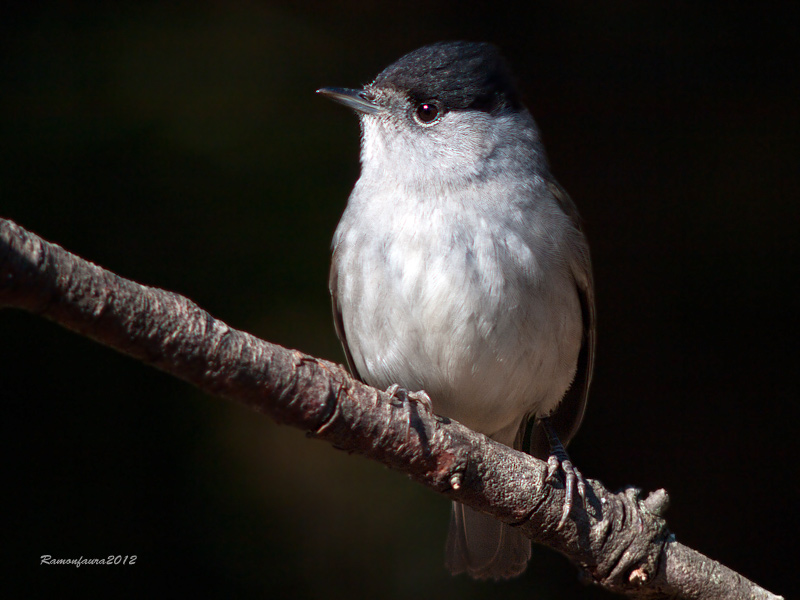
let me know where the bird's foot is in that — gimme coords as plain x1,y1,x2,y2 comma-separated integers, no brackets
542,418,588,529
385,385,434,447
385,384,434,414
547,450,587,529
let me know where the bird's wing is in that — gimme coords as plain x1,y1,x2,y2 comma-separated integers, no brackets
329,246,364,382
528,181,596,456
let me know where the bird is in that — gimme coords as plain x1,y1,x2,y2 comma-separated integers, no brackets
317,41,595,580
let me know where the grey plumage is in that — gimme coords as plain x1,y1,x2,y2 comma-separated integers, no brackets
320,41,595,580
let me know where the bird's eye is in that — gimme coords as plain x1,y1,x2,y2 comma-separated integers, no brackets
415,102,440,124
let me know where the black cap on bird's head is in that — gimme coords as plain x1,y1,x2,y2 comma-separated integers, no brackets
372,41,521,114
318,41,521,117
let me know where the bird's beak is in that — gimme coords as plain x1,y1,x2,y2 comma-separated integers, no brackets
316,87,380,115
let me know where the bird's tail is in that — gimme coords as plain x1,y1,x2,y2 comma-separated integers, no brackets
445,501,531,580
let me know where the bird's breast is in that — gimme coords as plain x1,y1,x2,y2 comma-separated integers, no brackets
333,192,582,441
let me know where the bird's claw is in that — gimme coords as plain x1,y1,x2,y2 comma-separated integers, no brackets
385,385,434,447
542,417,588,529
385,384,434,414
546,454,587,529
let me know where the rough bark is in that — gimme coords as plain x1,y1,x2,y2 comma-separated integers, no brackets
0,218,783,599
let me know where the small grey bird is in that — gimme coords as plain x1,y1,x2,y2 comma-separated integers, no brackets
318,41,595,580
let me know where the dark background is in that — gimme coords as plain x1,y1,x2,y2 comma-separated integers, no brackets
1,2,797,598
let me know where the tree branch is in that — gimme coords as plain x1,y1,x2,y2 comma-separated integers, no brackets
0,217,782,599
